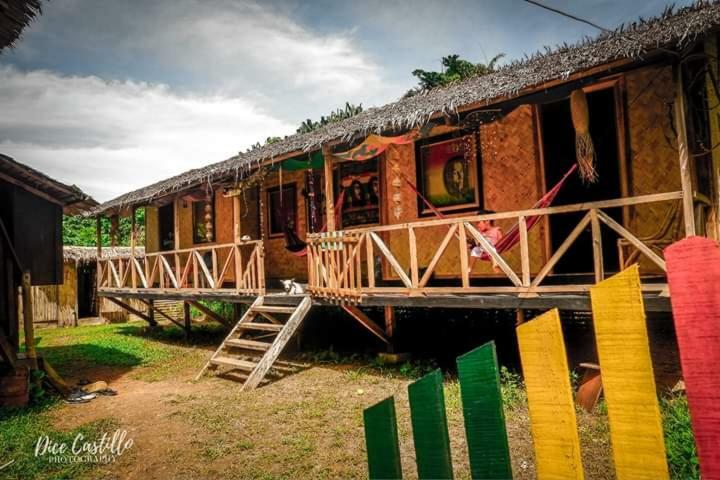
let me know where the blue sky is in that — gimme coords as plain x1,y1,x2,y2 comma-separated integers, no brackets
0,0,694,201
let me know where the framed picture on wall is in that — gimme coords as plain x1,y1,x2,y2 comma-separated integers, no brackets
415,133,481,215
267,184,297,237
335,158,380,228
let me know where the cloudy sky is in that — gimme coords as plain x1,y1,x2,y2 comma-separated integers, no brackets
0,0,694,201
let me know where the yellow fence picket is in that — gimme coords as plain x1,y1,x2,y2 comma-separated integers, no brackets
589,265,669,480
517,309,584,479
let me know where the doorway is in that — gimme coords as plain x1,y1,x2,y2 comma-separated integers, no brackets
77,264,97,318
540,84,625,276
159,203,175,251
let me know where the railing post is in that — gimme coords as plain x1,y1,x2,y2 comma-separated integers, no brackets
366,233,375,289
459,223,470,288
408,226,419,290
519,216,531,287
590,209,604,283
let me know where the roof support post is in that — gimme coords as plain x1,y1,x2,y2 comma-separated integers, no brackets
233,195,242,243
322,145,336,232
673,62,697,237
704,36,720,241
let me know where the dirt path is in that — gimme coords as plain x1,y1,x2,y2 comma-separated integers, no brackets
49,360,612,480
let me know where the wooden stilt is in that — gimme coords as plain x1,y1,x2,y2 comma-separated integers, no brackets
21,271,36,368
148,299,155,325
183,301,191,338
384,306,395,353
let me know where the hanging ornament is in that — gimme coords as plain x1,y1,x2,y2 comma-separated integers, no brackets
390,154,403,220
570,89,598,183
204,201,214,242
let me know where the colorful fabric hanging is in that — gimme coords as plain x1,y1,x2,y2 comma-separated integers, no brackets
333,131,420,161
269,151,324,171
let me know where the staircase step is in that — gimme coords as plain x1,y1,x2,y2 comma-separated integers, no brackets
210,356,257,371
239,322,283,332
225,338,271,351
251,305,297,314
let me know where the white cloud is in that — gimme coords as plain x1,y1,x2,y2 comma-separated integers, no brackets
0,66,295,201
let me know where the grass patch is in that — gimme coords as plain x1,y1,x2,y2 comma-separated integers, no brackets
31,321,226,380
662,393,699,480
0,399,118,480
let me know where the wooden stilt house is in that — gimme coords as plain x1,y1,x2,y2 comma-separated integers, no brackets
91,3,720,388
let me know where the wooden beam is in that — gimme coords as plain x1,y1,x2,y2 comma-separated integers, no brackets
96,217,102,258
590,209,604,283
184,302,192,336
187,300,231,327
173,198,181,250
21,271,36,367
106,297,157,326
596,210,666,271
322,145,336,232
519,216,531,287
342,305,390,345
369,232,412,288
530,212,592,289
673,63,697,236
233,195,242,243
464,222,522,287
307,191,683,236
419,224,458,288
0,331,17,368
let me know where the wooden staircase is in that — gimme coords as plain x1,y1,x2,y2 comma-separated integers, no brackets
195,296,312,390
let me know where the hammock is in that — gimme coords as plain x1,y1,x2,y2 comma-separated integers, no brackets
283,190,346,257
404,163,577,260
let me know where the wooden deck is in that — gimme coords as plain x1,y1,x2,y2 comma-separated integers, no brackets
96,288,671,312
96,191,681,314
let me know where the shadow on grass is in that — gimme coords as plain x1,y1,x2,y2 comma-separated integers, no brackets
112,322,228,348
37,344,143,382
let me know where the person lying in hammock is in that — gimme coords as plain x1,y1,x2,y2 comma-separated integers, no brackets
469,210,503,274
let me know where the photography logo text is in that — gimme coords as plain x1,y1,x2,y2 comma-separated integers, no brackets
34,429,134,465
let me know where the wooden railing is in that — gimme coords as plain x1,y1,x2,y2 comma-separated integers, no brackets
306,192,683,301
97,240,265,295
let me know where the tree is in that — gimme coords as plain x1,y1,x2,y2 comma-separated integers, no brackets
63,209,145,247
296,102,363,134
405,53,505,97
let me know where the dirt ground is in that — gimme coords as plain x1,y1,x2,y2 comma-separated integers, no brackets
48,346,615,480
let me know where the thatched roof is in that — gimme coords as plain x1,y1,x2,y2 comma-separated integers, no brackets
0,0,42,52
93,1,720,216
1,154,98,215
64,246,144,264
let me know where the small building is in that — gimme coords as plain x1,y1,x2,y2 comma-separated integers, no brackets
0,154,95,405
31,246,147,327
90,4,720,389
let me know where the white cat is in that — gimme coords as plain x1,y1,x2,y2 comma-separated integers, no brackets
280,279,304,295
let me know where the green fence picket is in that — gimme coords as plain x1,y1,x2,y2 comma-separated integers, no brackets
457,341,513,479
408,369,454,479
363,396,403,480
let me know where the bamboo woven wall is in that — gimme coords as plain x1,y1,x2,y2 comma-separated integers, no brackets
625,65,683,272
32,261,77,327
382,105,545,280
145,206,159,253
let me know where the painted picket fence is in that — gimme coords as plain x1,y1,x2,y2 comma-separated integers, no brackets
362,237,720,480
